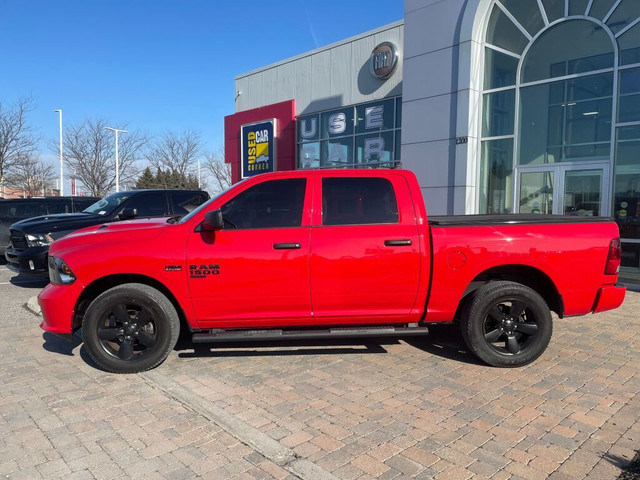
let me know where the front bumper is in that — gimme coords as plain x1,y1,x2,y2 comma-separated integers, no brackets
38,281,85,334
592,284,626,313
5,246,49,276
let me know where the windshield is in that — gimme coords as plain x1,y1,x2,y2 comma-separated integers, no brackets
83,192,132,216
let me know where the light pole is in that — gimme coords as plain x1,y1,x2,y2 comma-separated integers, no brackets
53,109,63,196
105,127,128,193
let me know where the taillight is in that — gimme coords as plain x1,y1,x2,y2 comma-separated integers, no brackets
605,238,621,275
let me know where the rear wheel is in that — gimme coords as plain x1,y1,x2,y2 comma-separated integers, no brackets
461,281,552,367
82,283,179,373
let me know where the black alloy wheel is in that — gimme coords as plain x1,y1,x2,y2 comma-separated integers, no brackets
461,281,553,367
82,283,180,373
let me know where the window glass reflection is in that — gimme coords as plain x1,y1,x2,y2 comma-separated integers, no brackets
484,48,519,89
541,0,564,23
486,6,529,55
482,90,515,137
480,138,514,213
618,68,640,123
618,22,640,66
605,0,639,35
588,0,618,21
521,20,613,83
500,0,544,35
569,0,590,16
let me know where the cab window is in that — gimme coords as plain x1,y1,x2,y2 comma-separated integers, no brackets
322,177,398,226
221,179,306,229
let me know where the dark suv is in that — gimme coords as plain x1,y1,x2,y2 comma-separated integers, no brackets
0,196,99,258
5,189,209,276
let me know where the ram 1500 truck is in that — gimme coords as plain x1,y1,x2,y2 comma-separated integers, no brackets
38,169,626,373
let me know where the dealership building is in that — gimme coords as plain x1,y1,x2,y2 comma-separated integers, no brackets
225,0,640,275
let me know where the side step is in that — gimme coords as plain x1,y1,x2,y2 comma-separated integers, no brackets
192,325,429,344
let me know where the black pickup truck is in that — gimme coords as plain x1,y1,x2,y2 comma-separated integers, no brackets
5,189,209,276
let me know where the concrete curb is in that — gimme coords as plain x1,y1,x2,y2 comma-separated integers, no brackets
26,295,42,316
142,370,340,480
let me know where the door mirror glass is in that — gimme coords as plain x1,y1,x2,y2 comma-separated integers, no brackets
119,207,138,220
202,210,224,232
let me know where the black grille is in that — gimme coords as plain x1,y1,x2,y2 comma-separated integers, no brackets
9,230,27,251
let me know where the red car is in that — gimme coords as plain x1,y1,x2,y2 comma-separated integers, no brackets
39,169,625,373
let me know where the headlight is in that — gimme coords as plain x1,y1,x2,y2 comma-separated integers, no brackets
25,233,54,247
48,256,76,285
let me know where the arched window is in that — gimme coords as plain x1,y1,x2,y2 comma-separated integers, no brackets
479,0,640,222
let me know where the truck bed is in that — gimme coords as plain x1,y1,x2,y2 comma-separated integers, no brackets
428,214,613,226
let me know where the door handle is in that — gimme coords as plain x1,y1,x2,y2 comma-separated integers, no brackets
273,243,301,250
384,239,412,247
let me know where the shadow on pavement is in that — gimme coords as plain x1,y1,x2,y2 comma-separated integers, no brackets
609,450,640,480
405,323,485,366
177,337,391,358
42,332,82,356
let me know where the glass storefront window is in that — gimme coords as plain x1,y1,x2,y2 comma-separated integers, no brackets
486,6,529,55
605,0,639,35
355,132,394,167
615,125,640,167
321,108,354,138
619,22,640,66
589,0,618,21
614,126,640,267
482,89,515,137
500,0,544,36
519,172,554,214
541,0,564,23
355,99,394,134
297,97,401,170
480,138,514,214
322,138,353,167
519,73,613,165
484,48,519,89
521,21,613,83
618,68,640,123
569,0,590,16
299,142,320,169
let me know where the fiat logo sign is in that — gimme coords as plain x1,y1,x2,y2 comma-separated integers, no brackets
370,42,398,80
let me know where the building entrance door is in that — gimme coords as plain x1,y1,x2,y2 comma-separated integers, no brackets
515,163,610,217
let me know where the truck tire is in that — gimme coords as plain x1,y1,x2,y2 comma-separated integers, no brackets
461,281,552,367
82,283,180,374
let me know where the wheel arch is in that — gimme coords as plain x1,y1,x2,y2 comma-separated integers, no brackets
73,274,190,333
458,265,563,319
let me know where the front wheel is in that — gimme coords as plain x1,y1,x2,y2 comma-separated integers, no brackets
82,283,180,373
461,281,553,367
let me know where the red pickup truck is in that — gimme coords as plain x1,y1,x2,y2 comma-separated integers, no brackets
38,169,626,373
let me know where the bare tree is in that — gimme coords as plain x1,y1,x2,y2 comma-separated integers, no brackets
0,97,39,196
6,153,55,197
59,118,147,197
203,146,231,194
145,129,202,180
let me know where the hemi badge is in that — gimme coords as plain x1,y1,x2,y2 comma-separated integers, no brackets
165,265,182,272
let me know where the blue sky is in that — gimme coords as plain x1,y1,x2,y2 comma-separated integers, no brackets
1,1,404,163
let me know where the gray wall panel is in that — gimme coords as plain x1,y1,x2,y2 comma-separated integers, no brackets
294,56,313,115
235,22,404,115
330,43,353,106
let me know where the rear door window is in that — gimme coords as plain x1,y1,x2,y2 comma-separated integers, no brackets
322,177,399,226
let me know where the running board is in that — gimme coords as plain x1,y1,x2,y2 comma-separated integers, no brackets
192,325,429,343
